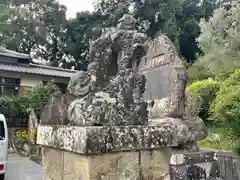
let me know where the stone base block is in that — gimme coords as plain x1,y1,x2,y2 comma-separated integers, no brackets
42,147,171,180
42,148,64,180
141,148,171,180
37,123,205,155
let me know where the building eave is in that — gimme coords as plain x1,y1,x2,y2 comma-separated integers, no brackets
0,63,77,78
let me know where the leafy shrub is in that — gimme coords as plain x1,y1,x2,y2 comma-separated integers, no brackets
27,81,58,118
0,96,28,115
187,59,215,83
210,70,240,155
0,81,58,120
187,79,219,121
10,129,38,156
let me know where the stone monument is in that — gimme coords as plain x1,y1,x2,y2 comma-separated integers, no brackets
37,14,206,180
137,35,206,151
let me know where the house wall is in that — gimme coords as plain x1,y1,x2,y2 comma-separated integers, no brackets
0,70,70,96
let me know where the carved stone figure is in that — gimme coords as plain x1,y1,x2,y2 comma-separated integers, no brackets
38,14,207,180
67,14,149,126
67,71,97,97
40,14,205,138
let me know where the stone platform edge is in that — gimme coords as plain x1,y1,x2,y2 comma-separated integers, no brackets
170,151,219,166
37,123,205,155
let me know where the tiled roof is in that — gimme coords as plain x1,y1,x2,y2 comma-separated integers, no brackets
0,63,77,78
0,47,30,59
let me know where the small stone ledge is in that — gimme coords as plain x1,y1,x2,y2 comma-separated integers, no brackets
170,151,218,166
37,124,205,155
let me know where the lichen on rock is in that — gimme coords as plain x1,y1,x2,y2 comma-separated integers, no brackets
38,13,206,154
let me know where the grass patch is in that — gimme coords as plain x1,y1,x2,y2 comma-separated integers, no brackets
198,126,234,151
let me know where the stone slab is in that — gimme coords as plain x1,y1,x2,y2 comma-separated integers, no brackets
63,151,90,180
42,147,64,180
43,148,173,180
170,151,218,165
141,64,170,101
170,151,221,180
88,151,139,180
37,120,205,155
140,148,171,180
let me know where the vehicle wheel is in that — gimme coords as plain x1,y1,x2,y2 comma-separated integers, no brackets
0,174,4,180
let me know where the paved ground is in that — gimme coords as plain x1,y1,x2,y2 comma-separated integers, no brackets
5,154,44,180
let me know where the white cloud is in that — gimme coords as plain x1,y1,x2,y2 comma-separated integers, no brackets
58,0,94,18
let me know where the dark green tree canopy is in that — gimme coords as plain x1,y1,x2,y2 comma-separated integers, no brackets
0,0,231,69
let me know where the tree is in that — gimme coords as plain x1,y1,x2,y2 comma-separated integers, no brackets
176,0,203,62
63,11,109,70
0,1,43,54
35,0,67,67
0,0,68,67
210,70,240,154
187,79,219,121
91,0,221,63
189,2,240,79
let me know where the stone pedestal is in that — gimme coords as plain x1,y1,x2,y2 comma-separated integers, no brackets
37,123,205,180
42,147,171,180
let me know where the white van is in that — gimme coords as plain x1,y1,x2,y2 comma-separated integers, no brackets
0,114,8,180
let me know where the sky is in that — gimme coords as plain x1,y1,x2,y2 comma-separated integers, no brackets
58,0,94,18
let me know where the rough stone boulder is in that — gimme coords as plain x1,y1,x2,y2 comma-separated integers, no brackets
137,34,206,145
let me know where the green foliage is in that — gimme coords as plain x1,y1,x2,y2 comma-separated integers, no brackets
177,0,203,63
199,126,234,151
0,0,224,69
0,81,58,118
187,79,219,121
210,70,240,155
0,0,67,66
187,58,215,82
0,96,28,115
233,139,240,156
211,70,240,122
193,2,240,78
91,0,220,64
63,11,108,70
27,81,58,117
192,70,240,155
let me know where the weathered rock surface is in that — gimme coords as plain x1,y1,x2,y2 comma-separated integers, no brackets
37,120,205,155
40,91,68,125
68,69,148,126
65,15,149,126
137,33,206,143
67,71,97,97
138,35,187,118
37,14,208,180
28,110,38,129
38,13,206,145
